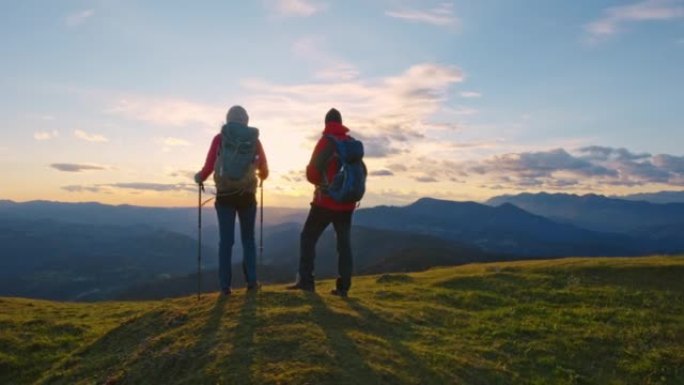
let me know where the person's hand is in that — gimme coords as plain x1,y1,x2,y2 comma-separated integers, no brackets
194,172,203,185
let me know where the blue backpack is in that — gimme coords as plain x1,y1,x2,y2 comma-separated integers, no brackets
324,135,367,203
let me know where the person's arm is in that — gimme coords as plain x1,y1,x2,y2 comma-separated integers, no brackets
195,135,220,183
256,139,269,180
306,136,334,185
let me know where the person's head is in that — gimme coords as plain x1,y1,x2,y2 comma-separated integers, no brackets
325,108,342,124
226,105,249,125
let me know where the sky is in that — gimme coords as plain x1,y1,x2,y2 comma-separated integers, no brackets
1,0,683,208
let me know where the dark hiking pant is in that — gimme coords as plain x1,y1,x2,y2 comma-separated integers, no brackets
215,199,257,291
299,205,353,292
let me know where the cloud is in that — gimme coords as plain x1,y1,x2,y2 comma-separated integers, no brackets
160,137,192,147
106,96,223,127
414,176,438,183
354,133,404,158
169,170,197,179
62,185,103,193
280,170,305,183
50,163,106,172
314,64,360,81
34,130,59,141
291,36,360,81
449,139,504,149
578,146,650,162
266,0,324,17
386,2,459,28
586,0,684,40
74,129,108,143
62,183,196,194
243,62,464,159
459,91,482,98
447,106,479,116
65,9,94,27
461,146,684,190
107,183,196,192
369,169,394,177
470,149,617,178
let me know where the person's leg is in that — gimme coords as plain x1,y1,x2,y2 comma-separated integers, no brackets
332,210,353,294
237,201,257,286
296,205,331,290
215,203,237,293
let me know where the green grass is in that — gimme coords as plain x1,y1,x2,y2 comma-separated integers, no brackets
2,256,684,385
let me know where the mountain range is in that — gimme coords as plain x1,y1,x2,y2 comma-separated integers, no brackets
2,191,683,301
486,192,684,235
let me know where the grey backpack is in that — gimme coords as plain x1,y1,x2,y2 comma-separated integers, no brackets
213,122,259,195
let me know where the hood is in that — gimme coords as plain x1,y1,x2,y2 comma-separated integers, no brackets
323,122,349,136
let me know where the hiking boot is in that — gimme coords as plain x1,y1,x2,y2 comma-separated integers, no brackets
285,282,315,292
330,289,348,298
246,282,261,293
222,288,232,296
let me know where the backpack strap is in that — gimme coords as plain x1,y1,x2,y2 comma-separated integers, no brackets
316,135,339,188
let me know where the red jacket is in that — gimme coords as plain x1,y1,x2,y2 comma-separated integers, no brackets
306,122,357,211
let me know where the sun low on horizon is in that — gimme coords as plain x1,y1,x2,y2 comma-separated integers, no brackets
1,0,683,208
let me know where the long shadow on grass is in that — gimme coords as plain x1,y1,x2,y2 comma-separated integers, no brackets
38,304,197,384
345,298,443,384
122,295,229,384
308,293,381,383
221,292,258,384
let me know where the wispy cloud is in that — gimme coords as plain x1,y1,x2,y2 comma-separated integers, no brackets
160,137,192,147
414,176,438,183
586,0,684,41
74,129,108,143
459,91,482,98
33,130,59,141
62,183,196,193
169,169,197,179
108,183,196,192
106,96,223,127
386,2,459,28
369,170,394,177
266,0,325,17
65,9,95,27
62,185,103,193
291,36,359,81
50,163,106,172
242,62,464,159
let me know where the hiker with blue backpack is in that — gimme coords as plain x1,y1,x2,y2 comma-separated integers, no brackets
287,108,366,297
194,105,269,296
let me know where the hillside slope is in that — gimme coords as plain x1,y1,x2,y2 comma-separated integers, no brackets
2,256,683,385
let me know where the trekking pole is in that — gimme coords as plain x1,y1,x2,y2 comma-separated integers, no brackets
259,179,264,275
197,183,204,301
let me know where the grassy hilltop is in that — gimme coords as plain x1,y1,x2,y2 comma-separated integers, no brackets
2,256,683,385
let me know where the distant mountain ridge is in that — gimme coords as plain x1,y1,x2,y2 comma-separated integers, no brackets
486,192,684,234
355,197,647,257
0,200,307,237
616,190,684,204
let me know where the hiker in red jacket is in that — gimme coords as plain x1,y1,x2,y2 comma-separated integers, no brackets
194,105,268,296
287,108,357,297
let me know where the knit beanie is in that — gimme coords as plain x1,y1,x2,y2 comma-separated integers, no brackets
226,105,249,125
325,108,342,124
